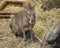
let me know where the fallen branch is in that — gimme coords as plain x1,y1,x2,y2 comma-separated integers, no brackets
34,34,43,43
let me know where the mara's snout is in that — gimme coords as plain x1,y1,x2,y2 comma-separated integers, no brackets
29,19,35,25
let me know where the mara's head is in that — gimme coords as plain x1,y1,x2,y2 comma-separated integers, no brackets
23,2,35,25
26,7,35,25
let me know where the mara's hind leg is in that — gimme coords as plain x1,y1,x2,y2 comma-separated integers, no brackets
10,24,17,34
10,24,20,37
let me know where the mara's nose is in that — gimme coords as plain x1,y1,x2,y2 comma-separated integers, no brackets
29,19,35,24
31,19,35,23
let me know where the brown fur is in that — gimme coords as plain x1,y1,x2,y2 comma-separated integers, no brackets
10,3,35,41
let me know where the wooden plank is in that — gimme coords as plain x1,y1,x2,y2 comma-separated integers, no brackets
0,0,29,18
6,0,27,3
0,1,7,10
0,15,10,18
0,0,27,10
0,11,17,15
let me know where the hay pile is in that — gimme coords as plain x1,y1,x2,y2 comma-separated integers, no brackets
0,0,60,48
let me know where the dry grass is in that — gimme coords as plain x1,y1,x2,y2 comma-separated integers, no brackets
0,0,60,48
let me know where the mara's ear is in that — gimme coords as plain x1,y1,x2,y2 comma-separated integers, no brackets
23,1,30,9
29,0,36,9
29,1,35,9
23,0,35,9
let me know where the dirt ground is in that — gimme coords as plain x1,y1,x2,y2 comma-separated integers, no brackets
0,0,60,48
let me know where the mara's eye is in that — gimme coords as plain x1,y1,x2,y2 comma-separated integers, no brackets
27,11,30,14
27,11,31,16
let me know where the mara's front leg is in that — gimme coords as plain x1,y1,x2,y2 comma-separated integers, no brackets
23,30,26,41
30,30,34,42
